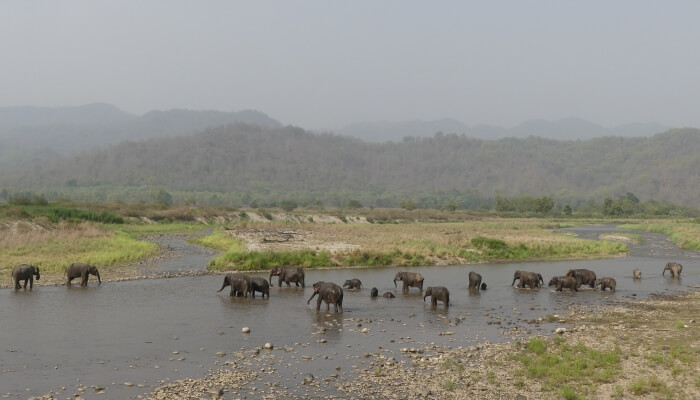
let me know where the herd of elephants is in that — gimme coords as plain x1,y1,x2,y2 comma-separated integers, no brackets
10,260,684,312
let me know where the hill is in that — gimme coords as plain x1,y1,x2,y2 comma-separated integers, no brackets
336,118,669,142
0,104,282,169
1,125,698,208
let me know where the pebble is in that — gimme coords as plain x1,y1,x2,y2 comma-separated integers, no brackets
242,327,250,333
555,327,567,334
264,343,274,350
124,382,134,387
215,352,226,357
303,374,314,384
361,328,369,334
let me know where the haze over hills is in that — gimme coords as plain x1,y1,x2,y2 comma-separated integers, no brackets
2,123,698,209
0,104,282,169
336,117,670,142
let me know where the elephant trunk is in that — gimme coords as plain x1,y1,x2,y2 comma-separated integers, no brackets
393,279,397,288
423,294,427,302
96,271,101,283
217,279,228,292
269,270,276,283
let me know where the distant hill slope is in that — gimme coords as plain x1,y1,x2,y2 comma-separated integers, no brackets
0,104,282,168
2,125,699,208
336,117,669,142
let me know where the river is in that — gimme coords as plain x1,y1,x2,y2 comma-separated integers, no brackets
0,225,697,399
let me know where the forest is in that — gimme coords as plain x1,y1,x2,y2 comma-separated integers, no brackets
0,124,698,212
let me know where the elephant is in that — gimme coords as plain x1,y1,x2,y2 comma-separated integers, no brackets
370,287,379,297
566,269,596,288
511,270,540,289
424,286,450,307
555,276,580,292
65,263,101,286
633,268,642,279
393,271,424,292
548,276,561,287
249,277,270,298
269,265,305,287
536,273,544,287
468,271,482,290
343,279,362,290
595,277,616,292
217,273,251,298
12,264,40,289
382,292,396,298
663,262,682,278
307,281,343,313
480,283,487,290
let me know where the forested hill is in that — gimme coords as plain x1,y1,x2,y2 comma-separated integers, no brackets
0,105,281,169
2,125,699,208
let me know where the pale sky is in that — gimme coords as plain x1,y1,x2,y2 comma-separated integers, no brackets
1,1,699,129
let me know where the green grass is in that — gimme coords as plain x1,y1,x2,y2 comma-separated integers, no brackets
0,229,157,274
511,337,621,397
628,376,671,397
619,221,700,250
1,204,124,224
463,236,627,261
442,380,456,391
209,249,335,271
107,222,209,235
192,229,245,252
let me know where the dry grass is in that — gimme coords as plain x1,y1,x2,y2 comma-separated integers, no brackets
0,222,157,285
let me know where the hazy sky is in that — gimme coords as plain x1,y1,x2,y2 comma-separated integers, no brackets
2,1,699,129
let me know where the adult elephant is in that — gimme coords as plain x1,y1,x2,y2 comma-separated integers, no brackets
343,279,362,290
511,270,540,289
566,269,596,288
468,271,482,290
269,265,305,287
555,276,580,292
249,277,270,298
424,286,450,307
65,263,101,287
217,273,251,298
393,271,424,292
12,264,40,289
663,262,682,278
307,281,343,313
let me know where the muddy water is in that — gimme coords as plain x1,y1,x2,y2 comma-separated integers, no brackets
0,226,697,399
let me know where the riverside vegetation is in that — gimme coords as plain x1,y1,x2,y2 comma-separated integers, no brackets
0,200,696,284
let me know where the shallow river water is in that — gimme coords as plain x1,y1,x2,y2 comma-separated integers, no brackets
0,226,697,399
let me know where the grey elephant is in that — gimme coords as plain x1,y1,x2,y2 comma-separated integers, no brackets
424,286,450,307
536,273,544,287
468,271,482,290
595,277,616,292
663,262,682,278
12,264,40,289
566,269,596,288
511,270,540,289
65,263,101,286
370,287,379,297
382,292,396,298
393,271,424,292
480,282,487,290
217,273,251,298
555,276,580,292
307,281,343,313
249,277,270,298
343,279,362,290
269,265,305,287
633,268,642,279
548,276,560,287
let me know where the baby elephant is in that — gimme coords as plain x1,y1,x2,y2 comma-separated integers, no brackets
343,279,362,290
12,264,40,289
307,281,344,313
424,286,450,307
370,287,379,297
663,262,682,278
595,277,616,292
65,263,101,286
555,276,580,292
382,292,396,298
633,268,642,279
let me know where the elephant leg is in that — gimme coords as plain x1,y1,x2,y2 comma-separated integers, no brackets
14,278,20,289
295,281,300,287
316,297,322,311
285,281,291,287
29,276,34,289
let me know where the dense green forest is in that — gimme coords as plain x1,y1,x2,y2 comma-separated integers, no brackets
1,124,698,211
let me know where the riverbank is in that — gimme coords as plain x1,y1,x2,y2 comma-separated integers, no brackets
137,289,699,400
